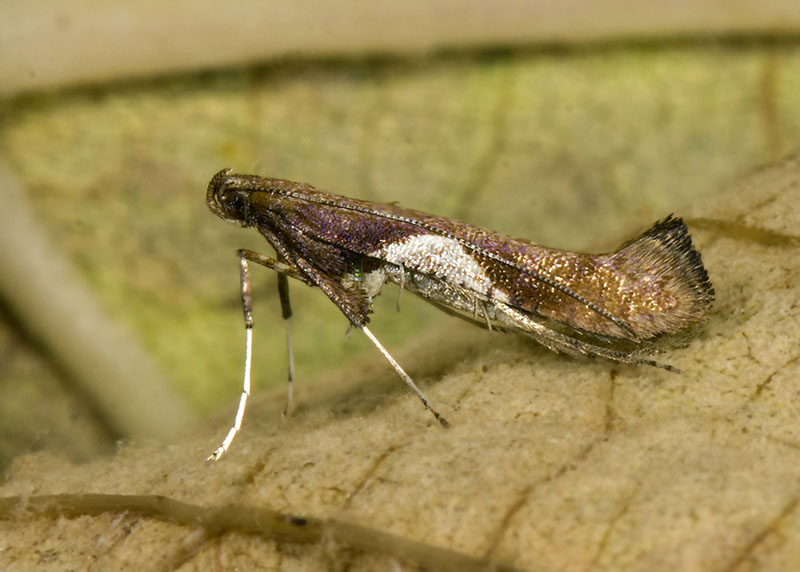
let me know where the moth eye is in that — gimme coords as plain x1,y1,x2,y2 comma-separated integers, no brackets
220,191,249,221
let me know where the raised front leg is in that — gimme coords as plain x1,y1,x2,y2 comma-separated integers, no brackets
207,249,309,461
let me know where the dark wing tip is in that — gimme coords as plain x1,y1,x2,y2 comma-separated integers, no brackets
640,215,715,309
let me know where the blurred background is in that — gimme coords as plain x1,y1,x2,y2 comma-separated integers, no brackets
1,1,798,473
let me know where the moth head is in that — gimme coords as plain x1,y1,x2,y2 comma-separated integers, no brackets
207,168,256,227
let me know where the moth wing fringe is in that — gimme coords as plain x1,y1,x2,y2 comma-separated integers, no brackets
607,215,714,338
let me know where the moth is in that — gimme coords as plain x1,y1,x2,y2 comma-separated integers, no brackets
206,169,713,460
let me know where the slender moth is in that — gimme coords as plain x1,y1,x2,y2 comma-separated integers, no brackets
206,169,713,460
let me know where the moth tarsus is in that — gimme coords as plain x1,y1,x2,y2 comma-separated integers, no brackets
206,169,713,460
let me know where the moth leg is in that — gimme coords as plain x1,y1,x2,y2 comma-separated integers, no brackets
239,248,313,285
361,326,449,428
396,265,405,311
480,300,493,331
207,251,256,461
242,249,306,418
242,249,309,417
468,293,492,331
277,271,295,417
207,249,307,462
495,302,678,373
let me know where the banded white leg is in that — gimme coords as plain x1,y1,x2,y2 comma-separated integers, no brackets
208,250,309,461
